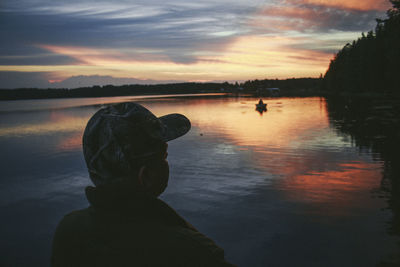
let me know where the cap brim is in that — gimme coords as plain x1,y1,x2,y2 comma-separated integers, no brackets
158,113,191,142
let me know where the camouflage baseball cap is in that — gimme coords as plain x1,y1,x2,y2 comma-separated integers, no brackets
82,102,191,186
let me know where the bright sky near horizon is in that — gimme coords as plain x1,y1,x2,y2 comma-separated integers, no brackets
0,0,391,88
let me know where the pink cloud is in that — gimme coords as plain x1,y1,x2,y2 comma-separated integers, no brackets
258,6,325,30
290,0,390,11
254,1,387,34
38,44,170,66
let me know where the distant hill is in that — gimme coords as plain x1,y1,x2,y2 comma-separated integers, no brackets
49,75,183,88
0,73,185,90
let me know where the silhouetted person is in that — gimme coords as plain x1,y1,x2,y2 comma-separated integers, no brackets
51,102,234,267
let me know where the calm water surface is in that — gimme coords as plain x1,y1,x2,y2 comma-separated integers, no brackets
0,95,398,266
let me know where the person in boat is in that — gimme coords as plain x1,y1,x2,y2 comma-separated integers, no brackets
258,99,264,105
51,102,234,267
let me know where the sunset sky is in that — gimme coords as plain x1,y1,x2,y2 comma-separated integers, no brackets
0,0,390,88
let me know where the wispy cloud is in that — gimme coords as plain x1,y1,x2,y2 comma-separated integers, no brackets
1,1,255,65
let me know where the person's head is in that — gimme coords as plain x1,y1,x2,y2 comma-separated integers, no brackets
82,102,191,196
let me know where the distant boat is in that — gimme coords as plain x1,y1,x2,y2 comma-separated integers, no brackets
256,87,280,97
266,88,280,96
255,99,267,111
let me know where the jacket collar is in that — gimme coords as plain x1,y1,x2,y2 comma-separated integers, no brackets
85,185,196,231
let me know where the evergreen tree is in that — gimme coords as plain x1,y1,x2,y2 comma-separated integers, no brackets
323,0,400,95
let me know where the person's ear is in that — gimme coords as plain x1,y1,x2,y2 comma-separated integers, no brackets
137,165,146,187
136,162,169,196
137,165,157,190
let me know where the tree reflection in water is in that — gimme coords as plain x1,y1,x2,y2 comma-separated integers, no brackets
326,95,400,265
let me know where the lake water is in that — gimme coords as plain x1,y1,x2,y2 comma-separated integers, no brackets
0,95,399,266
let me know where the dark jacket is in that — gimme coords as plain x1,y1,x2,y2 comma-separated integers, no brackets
51,186,234,267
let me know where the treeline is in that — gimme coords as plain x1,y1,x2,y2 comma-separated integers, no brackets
0,82,229,100
0,78,322,101
240,77,322,96
323,0,400,95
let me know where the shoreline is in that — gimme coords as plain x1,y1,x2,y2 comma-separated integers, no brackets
2,87,399,102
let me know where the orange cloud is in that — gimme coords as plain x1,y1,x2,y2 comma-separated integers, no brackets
218,35,331,69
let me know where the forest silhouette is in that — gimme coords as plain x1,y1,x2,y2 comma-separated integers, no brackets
323,0,400,95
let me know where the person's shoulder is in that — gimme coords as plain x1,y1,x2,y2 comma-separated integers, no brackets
51,207,95,266
175,227,224,255
56,207,93,232
52,207,96,249
157,225,235,266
